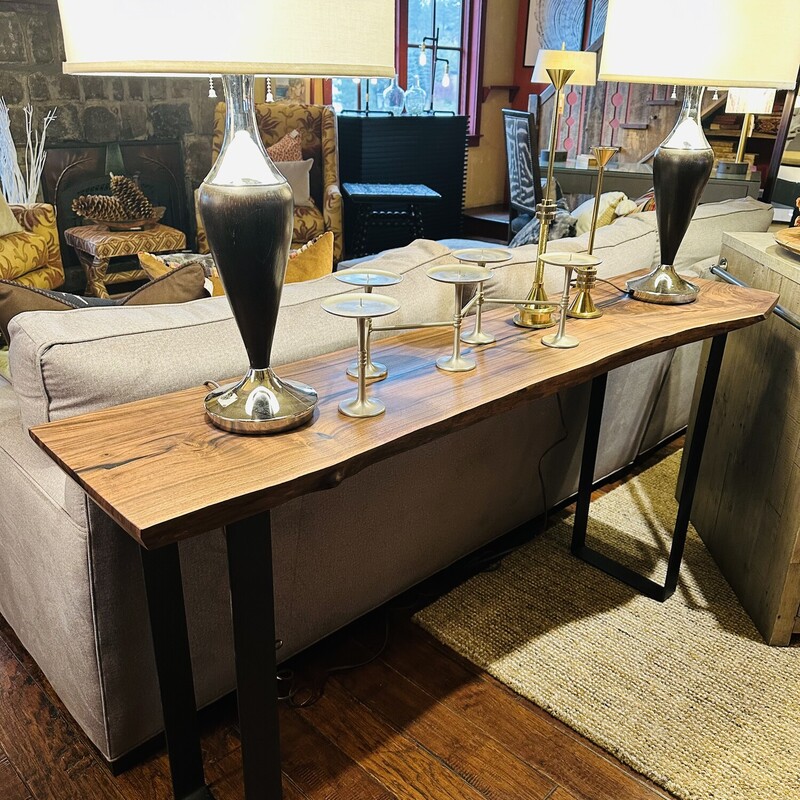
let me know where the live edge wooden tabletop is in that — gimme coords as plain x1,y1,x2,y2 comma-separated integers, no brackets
30,273,777,550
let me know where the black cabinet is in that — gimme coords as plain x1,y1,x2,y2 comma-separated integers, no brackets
337,115,468,256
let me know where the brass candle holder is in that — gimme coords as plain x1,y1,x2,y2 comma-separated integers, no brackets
426,264,493,372
335,267,403,381
540,252,601,349
321,292,400,418
451,247,512,346
568,145,618,319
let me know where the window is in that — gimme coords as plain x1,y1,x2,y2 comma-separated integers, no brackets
405,0,465,115
330,0,484,138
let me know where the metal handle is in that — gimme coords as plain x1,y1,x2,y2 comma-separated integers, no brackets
711,258,800,331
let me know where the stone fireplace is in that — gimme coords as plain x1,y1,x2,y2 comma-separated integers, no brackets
0,0,218,287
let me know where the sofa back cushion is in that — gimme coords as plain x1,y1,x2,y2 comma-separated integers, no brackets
633,196,773,270
9,240,454,429
486,215,658,300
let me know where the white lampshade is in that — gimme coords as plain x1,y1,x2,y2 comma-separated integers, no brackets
725,88,776,115
599,0,800,89
532,48,597,87
56,0,395,78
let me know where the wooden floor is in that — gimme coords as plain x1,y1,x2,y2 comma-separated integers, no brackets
0,444,681,800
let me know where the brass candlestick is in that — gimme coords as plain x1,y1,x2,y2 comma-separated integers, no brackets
321,292,400,418
514,66,574,330
335,267,403,381
452,247,512,346
426,264,493,372
568,145,618,320
541,252,600,349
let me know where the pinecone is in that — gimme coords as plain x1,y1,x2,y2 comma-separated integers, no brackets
72,194,127,221
110,174,154,219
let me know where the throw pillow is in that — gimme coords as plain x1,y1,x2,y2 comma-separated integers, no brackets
138,251,216,279
286,232,334,283
634,188,656,213
572,191,628,236
0,346,10,383
0,195,23,237
510,197,577,248
0,263,206,342
277,159,314,207
267,131,303,162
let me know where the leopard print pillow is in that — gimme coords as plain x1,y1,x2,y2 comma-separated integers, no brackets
267,131,303,162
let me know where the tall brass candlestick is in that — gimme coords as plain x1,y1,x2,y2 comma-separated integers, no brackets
514,66,573,330
568,145,618,319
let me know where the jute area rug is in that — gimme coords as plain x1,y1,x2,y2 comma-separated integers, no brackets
415,452,800,800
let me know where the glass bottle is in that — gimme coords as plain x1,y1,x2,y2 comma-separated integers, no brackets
405,75,427,116
382,74,406,116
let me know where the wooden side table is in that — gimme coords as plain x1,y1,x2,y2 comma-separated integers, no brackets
343,182,442,257
689,232,800,644
29,273,776,799
65,224,187,298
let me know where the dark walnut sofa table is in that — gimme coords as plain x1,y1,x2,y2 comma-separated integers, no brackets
30,273,776,800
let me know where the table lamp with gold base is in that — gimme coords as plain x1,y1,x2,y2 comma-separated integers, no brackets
716,87,776,179
514,46,597,329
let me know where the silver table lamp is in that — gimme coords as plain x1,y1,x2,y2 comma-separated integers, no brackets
56,0,395,433
599,0,800,304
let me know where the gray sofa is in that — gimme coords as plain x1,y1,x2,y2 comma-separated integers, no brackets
0,197,773,764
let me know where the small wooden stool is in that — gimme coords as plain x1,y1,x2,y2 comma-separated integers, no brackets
343,182,442,258
65,224,187,299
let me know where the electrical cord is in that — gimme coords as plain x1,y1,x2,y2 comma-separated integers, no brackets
276,615,391,708
466,392,570,574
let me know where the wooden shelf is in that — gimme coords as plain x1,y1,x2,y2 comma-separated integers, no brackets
704,130,777,140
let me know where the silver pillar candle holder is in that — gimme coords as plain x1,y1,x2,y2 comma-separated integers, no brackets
540,252,601,349
426,264,493,372
335,267,403,381
321,292,400,417
451,247,513,346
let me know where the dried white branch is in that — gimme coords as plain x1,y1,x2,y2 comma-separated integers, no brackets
0,100,57,205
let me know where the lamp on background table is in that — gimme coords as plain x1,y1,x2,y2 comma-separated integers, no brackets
600,0,800,304
515,45,597,329
716,88,777,178
56,0,395,434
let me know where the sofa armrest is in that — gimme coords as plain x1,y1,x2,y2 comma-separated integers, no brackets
10,203,65,288
323,183,343,264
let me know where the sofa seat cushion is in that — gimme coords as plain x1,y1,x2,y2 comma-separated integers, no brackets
0,231,49,281
293,201,325,245
9,239,456,429
633,196,773,270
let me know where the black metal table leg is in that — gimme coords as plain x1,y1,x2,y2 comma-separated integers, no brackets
570,333,728,602
663,332,728,597
571,372,608,555
140,545,214,800
226,511,283,800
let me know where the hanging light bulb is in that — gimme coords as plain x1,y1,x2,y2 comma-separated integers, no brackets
442,62,450,88
419,43,427,66
712,88,719,100
265,77,274,103
207,76,217,99
670,85,677,100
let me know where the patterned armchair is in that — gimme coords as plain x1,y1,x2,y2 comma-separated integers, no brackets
0,204,64,290
197,101,343,264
